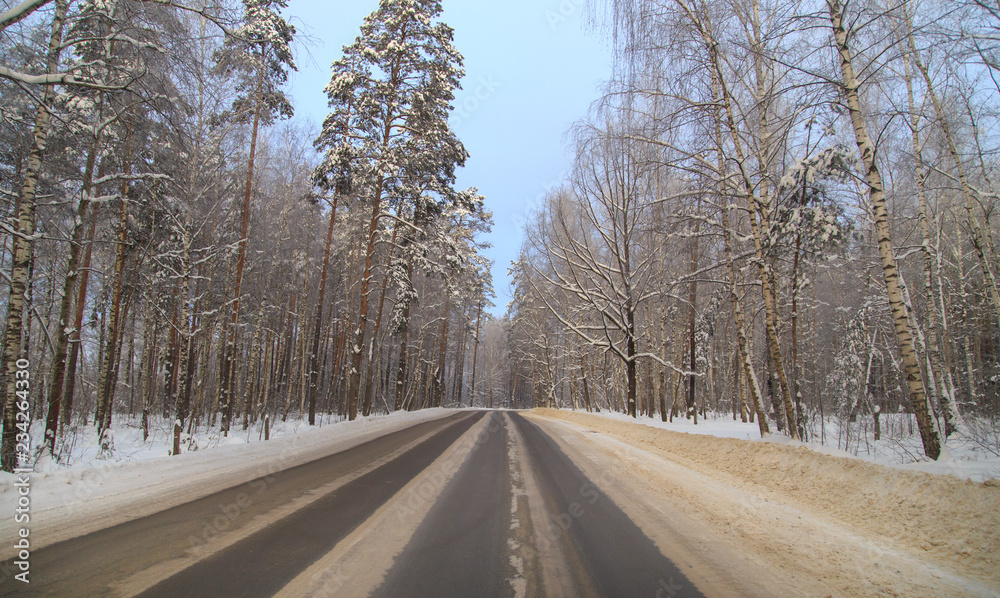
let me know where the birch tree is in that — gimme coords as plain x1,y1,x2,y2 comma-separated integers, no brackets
1,0,67,472
826,0,940,459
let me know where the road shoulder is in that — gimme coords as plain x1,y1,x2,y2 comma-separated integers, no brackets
526,409,1000,597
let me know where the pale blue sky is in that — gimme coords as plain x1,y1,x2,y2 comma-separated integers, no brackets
285,0,612,316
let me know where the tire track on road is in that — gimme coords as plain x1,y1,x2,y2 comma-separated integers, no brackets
0,412,478,597
371,411,511,598
510,412,704,598
136,411,484,598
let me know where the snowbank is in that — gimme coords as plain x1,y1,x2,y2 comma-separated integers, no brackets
532,408,1000,587
576,408,1000,482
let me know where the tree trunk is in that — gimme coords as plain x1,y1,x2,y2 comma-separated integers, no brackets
258,327,275,425
687,218,700,420
434,289,451,409
744,0,798,437
580,355,593,413
347,174,386,420
955,251,978,403
625,301,638,418
699,21,792,437
791,180,805,438
829,0,940,459
308,196,338,425
171,234,194,454
468,299,483,407
362,223,397,417
901,45,959,437
450,307,468,407
140,301,156,442
104,287,133,433
44,134,100,451
95,123,135,436
393,259,415,411
711,59,769,437
242,312,263,430
218,76,264,435
2,0,67,472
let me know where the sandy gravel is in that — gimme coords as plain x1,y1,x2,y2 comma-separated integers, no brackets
530,408,1000,597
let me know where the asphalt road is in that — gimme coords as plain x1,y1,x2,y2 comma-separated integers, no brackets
0,410,704,597
510,412,702,598
371,412,511,598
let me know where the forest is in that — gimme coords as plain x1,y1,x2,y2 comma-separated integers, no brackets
1,0,999,472
0,0,494,471
505,0,1000,461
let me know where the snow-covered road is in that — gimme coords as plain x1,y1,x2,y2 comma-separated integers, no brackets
1,409,997,597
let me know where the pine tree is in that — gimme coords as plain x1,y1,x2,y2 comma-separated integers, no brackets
314,0,468,420
213,0,294,434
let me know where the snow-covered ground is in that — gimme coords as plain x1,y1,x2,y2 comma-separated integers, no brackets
530,410,1000,597
0,409,454,558
3,407,998,596
584,409,1000,482
23,413,340,472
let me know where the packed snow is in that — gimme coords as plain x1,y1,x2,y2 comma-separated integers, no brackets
583,409,1000,482
530,410,1000,597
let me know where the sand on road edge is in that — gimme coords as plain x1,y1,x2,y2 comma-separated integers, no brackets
530,408,1000,597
